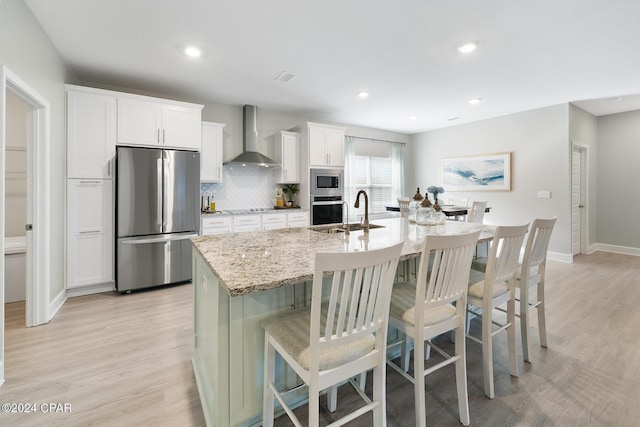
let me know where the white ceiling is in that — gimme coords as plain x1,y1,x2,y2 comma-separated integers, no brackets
24,0,640,134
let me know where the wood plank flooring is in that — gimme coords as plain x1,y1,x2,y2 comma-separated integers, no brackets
2,251,640,426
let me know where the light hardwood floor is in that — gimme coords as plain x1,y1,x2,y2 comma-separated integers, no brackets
2,251,640,426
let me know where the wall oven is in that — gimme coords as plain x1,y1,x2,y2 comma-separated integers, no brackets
311,196,343,225
310,168,344,225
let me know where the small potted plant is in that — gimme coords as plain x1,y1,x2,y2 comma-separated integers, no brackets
427,186,445,210
281,184,300,207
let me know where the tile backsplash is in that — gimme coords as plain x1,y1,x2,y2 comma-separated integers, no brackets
200,164,283,210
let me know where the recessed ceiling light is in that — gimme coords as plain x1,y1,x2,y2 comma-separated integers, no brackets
358,91,369,98
185,46,202,58
611,97,622,102
468,98,482,105
409,115,418,120
457,42,478,54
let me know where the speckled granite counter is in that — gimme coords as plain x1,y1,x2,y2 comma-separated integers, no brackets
191,217,491,297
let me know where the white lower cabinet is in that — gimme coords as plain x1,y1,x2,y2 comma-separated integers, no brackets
201,216,233,236
261,213,286,230
66,179,113,288
287,211,309,228
233,215,261,233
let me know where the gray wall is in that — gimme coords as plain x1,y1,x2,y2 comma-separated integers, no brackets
0,0,78,302
597,109,640,247
407,104,572,256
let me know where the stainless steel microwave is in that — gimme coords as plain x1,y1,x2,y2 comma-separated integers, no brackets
310,168,343,196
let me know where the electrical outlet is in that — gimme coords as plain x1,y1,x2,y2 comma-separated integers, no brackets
538,191,552,199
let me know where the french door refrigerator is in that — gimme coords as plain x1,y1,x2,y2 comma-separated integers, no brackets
116,146,200,292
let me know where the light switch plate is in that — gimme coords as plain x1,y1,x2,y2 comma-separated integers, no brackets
538,190,552,199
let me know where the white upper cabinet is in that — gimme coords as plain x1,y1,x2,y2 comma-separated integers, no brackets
307,122,346,167
201,122,225,182
117,96,203,150
275,131,300,183
66,86,116,179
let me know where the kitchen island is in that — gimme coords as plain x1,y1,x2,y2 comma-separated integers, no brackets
191,217,490,427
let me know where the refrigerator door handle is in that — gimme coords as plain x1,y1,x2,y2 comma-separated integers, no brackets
156,158,163,227
120,233,198,245
163,151,169,230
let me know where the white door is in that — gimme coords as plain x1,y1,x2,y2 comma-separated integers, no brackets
572,145,588,255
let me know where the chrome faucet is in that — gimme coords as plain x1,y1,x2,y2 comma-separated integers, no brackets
342,200,350,235
354,190,369,232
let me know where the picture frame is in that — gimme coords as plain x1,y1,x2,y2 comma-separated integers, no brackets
440,152,512,191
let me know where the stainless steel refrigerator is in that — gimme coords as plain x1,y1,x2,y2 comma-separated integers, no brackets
116,146,200,292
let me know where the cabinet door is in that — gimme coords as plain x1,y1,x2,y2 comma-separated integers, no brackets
67,90,116,178
117,98,162,146
66,179,113,288
308,126,328,166
162,104,202,150
324,128,345,167
201,122,225,182
281,132,300,182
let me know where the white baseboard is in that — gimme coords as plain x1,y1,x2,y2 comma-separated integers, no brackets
48,288,67,322
66,282,116,298
592,243,640,257
548,251,573,263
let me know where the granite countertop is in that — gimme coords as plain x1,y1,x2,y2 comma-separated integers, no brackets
191,217,493,297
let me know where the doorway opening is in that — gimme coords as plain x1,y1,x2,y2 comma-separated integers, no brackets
1,66,52,384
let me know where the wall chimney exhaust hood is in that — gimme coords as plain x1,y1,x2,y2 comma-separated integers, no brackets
224,105,279,167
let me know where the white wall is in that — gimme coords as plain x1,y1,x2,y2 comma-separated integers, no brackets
5,89,28,237
0,0,77,303
596,109,640,248
407,104,572,256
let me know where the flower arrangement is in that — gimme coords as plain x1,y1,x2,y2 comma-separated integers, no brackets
426,186,445,204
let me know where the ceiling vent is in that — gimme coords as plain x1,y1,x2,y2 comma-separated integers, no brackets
275,71,296,83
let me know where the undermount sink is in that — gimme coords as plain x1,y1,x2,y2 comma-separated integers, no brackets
310,223,385,234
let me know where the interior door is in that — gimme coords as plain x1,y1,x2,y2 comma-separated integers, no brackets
572,145,588,255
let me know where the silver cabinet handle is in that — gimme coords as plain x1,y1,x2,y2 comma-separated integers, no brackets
217,166,221,180
79,230,101,234
107,160,111,177
157,128,160,143
163,129,166,144
79,180,101,184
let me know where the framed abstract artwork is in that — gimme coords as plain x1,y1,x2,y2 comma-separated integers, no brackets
440,152,512,191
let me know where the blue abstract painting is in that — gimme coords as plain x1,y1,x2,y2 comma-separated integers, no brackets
440,152,511,191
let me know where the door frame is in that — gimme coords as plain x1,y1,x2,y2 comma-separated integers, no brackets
1,65,51,384
572,141,589,254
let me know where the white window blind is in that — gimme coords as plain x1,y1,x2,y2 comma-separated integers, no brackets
345,137,405,222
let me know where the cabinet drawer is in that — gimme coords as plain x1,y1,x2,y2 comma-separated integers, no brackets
287,212,308,222
202,216,233,228
233,215,261,226
262,213,286,224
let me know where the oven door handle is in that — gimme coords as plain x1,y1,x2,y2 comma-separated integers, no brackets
312,201,343,206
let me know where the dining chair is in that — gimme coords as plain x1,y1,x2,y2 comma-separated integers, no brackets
466,201,488,224
447,197,469,207
386,230,482,427
397,197,411,218
466,224,528,399
517,217,557,362
261,242,403,427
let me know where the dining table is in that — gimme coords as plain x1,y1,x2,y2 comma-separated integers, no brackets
386,204,492,221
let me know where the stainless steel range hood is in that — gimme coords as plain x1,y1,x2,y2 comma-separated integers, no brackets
223,105,279,166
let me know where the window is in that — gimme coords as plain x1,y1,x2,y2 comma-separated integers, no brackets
345,138,405,221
